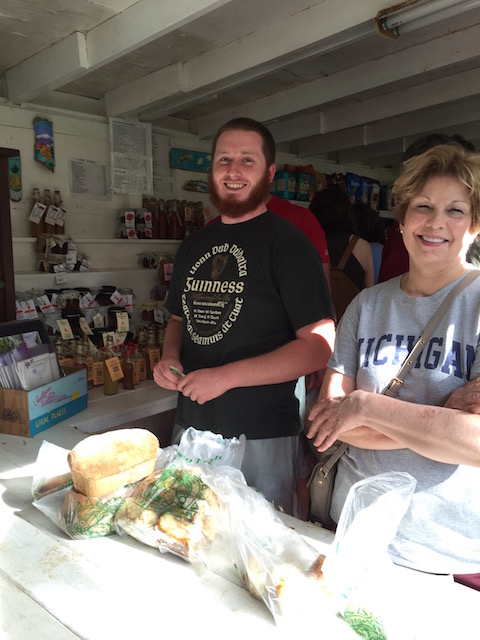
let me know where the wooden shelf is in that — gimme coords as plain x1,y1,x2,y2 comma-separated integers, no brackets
13,237,181,245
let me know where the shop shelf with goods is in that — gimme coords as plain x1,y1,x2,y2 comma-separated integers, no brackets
12,236,181,322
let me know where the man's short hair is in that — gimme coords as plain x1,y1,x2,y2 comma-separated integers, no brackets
211,117,276,167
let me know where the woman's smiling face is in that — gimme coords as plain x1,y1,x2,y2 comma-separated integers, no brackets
400,174,477,270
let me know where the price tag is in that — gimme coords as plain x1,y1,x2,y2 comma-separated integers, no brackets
28,201,46,224
16,300,25,320
55,272,68,284
56,207,67,228
57,318,74,340
113,331,127,346
79,317,94,335
44,204,59,226
21,299,38,318
36,294,53,314
105,356,124,381
102,331,116,348
110,290,123,304
81,292,96,308
93,312,105,328
115,311,129,332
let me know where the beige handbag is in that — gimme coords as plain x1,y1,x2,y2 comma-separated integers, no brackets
308,269,480,530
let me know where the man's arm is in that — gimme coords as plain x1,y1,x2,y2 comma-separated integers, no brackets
174,317,335,405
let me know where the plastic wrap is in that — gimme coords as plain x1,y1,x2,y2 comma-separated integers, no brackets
113,428,246,559
323,471,417,639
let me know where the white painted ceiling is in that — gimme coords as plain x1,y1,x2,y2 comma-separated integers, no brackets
2,0,480,171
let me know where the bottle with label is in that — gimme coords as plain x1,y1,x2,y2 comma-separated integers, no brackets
158,199,169,239
29,187,46,237
43,188,55,235
122,351,135,390
53,189,65,235
135,327,148,382
73,340,92,389
145,323,161,379
102,336,119,395
91,350,104,387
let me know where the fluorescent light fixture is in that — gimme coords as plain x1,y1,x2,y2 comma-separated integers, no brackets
375,0,480,39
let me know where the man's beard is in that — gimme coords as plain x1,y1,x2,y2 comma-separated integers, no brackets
208,169,271,218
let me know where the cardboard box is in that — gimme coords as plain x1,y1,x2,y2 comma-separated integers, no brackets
0,369,88,438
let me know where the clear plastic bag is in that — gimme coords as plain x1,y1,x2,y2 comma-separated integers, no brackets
323,471,417,639
32,440,139,539
113,428,246,560
203,465,341,628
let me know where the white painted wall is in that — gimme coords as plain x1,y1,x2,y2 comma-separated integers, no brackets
1,99,394,309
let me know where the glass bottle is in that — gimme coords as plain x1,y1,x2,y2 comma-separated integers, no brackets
158,199,169,239
91,349,105,387
73,340,92,389
122,352,135,390
102,337,119,395
145,323,161,379
53,189,65,235
43,188,55,235
136,326,148,381
29,187,45,237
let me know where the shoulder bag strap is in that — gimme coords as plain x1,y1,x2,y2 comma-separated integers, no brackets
384,269,480,397
337,235,360,271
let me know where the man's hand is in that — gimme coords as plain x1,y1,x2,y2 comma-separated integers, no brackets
445,377,480,414
177,367,230,405
153,359,184,390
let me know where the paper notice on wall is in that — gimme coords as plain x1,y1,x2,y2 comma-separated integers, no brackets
69,158,110,199
110,118,153,195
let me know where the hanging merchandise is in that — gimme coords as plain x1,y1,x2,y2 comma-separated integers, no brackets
8,155,22,201
33,117,55,173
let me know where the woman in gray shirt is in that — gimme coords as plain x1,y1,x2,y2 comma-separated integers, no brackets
307,143,480,581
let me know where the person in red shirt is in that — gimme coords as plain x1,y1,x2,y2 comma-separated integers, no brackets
267,195,330,285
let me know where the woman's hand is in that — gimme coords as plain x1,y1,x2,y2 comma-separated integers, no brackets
445,377,480,414
306,391,364,451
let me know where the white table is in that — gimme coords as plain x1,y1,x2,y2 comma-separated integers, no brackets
0,426,478,640
64,381,178,434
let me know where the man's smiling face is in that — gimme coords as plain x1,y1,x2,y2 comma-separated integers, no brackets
208,129,275,220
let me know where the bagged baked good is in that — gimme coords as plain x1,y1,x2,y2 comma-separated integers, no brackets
31,440,73,500
115,464,220,560
68,428,159,497
61,486,131,539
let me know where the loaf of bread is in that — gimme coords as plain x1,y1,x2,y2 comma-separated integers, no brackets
67,428,159,497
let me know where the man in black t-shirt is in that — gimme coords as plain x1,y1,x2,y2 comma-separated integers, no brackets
153,117,335,516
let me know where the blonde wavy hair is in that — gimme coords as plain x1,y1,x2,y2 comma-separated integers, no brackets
392,144,480,232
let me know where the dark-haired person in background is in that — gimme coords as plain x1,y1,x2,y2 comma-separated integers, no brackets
309,187,374,293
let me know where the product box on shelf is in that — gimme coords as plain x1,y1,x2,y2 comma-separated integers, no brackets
0,370,88,437
0,318,88,437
